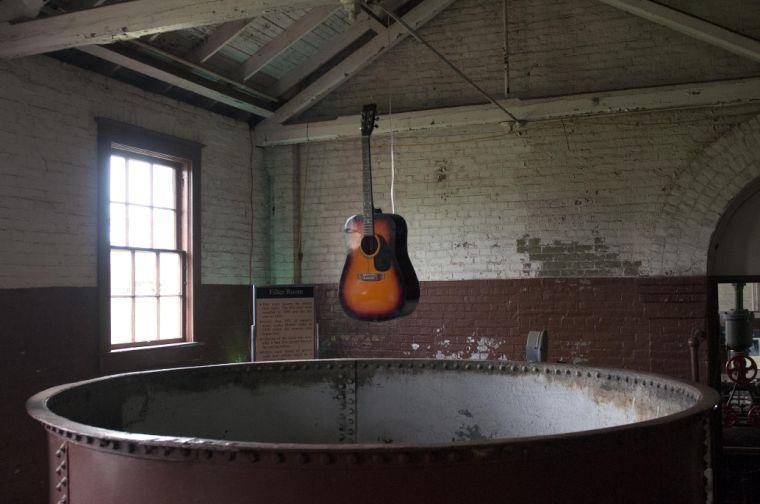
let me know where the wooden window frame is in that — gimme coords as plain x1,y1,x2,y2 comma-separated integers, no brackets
97,119,202,370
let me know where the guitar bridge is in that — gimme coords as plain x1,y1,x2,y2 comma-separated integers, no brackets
358,273,384,281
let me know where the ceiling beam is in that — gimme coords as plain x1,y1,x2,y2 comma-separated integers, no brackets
0,0,343,59
79,45,275,117
263,0,456,126
597,0,760,63
268,12,379,98
239,6,337,82
191,18,254,64
254,77,760,146
130,40,278,103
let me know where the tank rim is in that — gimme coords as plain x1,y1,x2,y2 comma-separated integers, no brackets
27,358,719,457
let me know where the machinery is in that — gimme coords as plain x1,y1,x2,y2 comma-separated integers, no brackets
721,282,759,428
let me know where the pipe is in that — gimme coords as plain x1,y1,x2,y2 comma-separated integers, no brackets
688,328,705,383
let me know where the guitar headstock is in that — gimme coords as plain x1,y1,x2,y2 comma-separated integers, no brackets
361,103,378,137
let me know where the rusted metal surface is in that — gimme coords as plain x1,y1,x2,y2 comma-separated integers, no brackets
28,359,719,504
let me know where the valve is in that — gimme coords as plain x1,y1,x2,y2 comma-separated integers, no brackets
725,354,758,386
723,404,738,428
748,405,760,427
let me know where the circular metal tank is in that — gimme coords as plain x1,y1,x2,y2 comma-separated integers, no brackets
28,359,718,504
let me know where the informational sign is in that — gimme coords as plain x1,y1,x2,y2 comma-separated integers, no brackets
252,285,317,361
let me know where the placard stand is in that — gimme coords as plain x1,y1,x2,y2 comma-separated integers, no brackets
251,285,317,361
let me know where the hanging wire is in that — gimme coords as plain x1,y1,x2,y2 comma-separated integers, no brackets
389,96,396,214
248,128,255,285
372,2,521,124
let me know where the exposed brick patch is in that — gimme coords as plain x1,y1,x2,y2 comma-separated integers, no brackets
316,277,708,380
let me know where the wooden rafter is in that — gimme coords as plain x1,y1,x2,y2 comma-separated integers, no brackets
191,18,255,64
130,41,278,103
262,0,456,126
254,77,760,146
0,0,343,59
79,45,275,117
597,0,760,63
269,11,383,97
239,5,338,82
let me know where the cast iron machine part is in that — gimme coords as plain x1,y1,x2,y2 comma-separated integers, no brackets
722,282,760,428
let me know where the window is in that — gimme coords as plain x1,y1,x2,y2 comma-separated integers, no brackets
98,120,200,353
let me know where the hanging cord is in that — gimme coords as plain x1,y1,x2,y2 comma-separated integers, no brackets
389,96,396,214
294,123,310,283
503,0,510,97
371,3,521,124
248,128,255,285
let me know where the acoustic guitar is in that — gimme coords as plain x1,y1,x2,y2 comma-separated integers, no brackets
338,104,419,321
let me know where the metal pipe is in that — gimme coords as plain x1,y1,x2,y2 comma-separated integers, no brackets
688,328,705,382
735,281,745,310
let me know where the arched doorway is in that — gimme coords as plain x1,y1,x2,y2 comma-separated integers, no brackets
706,177,760,504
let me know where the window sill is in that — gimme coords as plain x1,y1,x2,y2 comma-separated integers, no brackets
100,340,206,375
109,341,203,354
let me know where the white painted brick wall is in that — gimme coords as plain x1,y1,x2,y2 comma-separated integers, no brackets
299,0,760,121
0,56,269,288
267,106,760,284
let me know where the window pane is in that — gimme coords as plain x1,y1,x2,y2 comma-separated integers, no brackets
135,297,158,342
128,205,151,248
153,165,176,209
110,156,126,202
128,159,151,205
153,209,176,250
135,251,157,295
109,203,126,246
159,252,182,295
159,297,182,340
110,250,132,296
110,297,132,345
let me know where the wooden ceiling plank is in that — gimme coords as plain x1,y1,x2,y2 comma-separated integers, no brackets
129,40,279,103
264,0,456,125
79,45,275,117
0,0,343,59
597,0,760,63
239,5,338,81
268,13,376,98
191,18,255,63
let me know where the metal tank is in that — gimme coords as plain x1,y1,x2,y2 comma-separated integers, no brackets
28,359,718,504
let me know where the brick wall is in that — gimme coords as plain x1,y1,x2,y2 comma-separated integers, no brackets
0,57,262,503
0,55,270,288
267,107,760,283
316,277,709,380
299,0,760,121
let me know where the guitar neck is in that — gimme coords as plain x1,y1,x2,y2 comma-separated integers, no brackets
361,135,374,236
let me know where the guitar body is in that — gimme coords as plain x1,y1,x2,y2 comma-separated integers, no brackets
339,212,419,321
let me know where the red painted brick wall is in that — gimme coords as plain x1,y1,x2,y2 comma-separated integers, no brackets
2,277,708,503
0,285,251,504
316,276,708,380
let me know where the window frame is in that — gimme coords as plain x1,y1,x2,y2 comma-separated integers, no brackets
97,119,201,359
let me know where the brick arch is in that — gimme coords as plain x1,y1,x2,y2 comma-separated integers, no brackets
651,114,760,276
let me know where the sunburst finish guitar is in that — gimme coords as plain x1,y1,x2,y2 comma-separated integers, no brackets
339,104,419,321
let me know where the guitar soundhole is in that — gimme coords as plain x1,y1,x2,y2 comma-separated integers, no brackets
361,235,379,255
